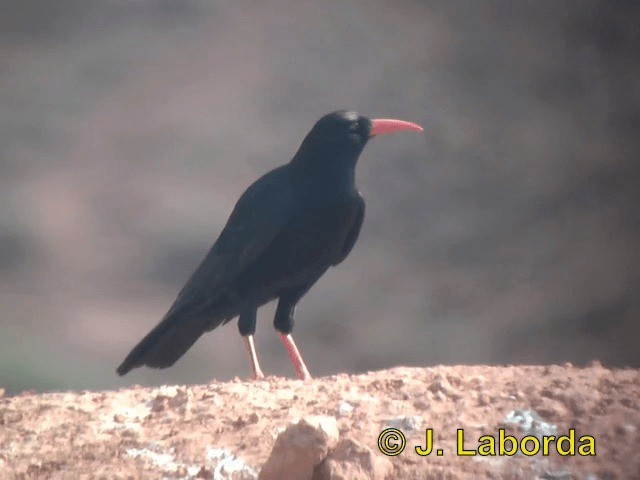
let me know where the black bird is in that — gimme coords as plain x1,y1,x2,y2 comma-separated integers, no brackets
117,110,423,380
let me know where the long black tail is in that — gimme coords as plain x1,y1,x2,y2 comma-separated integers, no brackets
116,300,232,376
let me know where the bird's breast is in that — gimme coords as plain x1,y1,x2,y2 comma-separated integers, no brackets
274,201,356,268
233,198,361,298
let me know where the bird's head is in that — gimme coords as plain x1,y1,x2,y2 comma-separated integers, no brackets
293,110,423,167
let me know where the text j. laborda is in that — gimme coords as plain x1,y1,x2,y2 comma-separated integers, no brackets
377,428,596,457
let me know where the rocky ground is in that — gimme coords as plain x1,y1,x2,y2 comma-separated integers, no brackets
0,364,638,479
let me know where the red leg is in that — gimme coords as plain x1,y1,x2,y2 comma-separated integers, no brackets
278,333,312,380
243,335,265,380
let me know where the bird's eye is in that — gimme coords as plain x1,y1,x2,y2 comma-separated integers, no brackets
348,121,360,133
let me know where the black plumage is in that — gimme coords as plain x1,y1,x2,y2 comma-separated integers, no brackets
117,110,422,379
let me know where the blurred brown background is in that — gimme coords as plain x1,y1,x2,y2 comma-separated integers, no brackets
1,1,638,394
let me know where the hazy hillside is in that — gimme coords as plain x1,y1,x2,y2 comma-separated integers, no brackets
1,1,639,393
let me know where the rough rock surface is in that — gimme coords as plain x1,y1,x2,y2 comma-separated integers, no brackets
0,364,638,479
259,416,338,480
313,438,394,480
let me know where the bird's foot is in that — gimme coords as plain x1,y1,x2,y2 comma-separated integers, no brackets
244,335,267,381
278,333,313,381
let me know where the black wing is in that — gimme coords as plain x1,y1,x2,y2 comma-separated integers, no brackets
332,192,365,266
173,165,295,312
117,165,295,374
